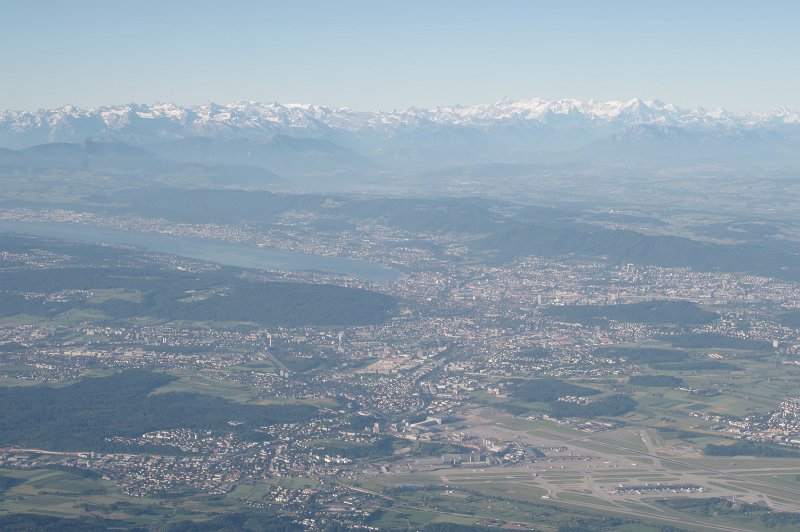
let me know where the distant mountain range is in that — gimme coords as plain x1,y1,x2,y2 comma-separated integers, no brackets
1,98,799,173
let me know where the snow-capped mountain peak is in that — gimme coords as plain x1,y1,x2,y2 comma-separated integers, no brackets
0,98,798,153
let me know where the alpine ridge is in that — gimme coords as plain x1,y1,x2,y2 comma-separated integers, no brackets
2,98,799,146
1,98,799,171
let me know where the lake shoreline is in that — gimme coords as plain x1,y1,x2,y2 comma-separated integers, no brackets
0,221,397,282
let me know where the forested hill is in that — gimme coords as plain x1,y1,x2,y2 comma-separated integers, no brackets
0,234,396,327
100,188,800,282
0,370,317,452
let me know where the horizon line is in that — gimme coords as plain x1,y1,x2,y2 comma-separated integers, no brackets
1,97,798,115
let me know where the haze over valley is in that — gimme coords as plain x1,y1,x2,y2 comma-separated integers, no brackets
2,2,800,531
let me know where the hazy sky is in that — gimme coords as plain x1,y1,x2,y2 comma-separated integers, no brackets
2,0,798,111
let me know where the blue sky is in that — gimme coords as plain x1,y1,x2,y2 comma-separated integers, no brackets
1,0,798,111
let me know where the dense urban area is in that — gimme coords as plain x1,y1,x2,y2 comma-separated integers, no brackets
2,199,800,531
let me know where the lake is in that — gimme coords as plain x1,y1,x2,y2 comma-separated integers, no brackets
0,221,397,281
